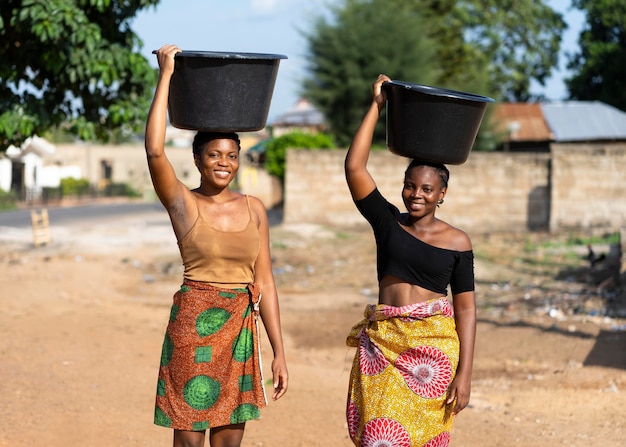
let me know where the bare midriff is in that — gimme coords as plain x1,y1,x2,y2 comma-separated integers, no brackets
378,275,445,307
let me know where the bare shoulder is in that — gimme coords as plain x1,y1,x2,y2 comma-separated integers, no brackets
246,195,269,222
437,220,473,251
449,226,472,251
246,195,267,212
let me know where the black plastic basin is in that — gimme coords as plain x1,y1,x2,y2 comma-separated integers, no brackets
168,51,287,132
383,80,494,165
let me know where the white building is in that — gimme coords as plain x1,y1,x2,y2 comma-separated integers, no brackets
1,136,81,199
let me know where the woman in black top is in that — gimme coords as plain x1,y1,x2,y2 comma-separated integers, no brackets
344,74,476,447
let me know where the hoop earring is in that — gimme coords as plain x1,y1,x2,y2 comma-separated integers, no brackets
437,199,444,207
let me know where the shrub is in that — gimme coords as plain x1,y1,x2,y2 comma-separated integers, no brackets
104,182,140,197
60,177,90,196
264,132,335,181
0,189,17,210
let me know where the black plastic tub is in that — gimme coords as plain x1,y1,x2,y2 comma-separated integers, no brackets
168,51,287,132
383,80,494,165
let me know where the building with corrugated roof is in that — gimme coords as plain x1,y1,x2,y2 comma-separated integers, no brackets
495,101,626,151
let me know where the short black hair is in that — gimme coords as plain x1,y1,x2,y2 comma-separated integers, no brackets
192,131,241,156
404,159,450,188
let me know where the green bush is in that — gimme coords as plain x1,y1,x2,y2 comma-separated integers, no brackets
104,182,140,197
265,132,335,181
60,177,90,196
0,189,17,210
42,186,62,201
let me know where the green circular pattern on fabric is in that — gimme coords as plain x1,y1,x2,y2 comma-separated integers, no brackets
230,403,260,424
196,308,231,337
160,333,174,367
232,328,254,362
154,406,172,427
242,304,251,318
183,375,221,410
169,304,179,322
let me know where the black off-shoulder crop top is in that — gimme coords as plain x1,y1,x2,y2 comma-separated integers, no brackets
355,188,474,295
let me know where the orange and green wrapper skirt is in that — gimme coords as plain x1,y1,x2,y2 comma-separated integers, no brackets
154,280,267,431
346,298,459,447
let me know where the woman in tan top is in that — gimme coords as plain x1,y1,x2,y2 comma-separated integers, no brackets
146,44,288,447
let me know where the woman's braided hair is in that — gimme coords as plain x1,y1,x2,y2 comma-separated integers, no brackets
192,131,240,156
404,159,449,188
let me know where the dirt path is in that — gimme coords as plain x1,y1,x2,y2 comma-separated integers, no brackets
0,209,624,446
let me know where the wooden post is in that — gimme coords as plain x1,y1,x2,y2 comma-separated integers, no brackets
31,208,51,247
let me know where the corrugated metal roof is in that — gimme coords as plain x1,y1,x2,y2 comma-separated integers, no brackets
541,101,626,141
493,103,553,141
271,98,626,143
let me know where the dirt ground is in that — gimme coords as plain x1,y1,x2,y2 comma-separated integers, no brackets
1,203,625,447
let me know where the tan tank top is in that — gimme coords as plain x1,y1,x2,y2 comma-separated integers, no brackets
178,195,260,285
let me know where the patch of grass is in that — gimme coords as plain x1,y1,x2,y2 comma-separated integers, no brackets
565,232,620,246
524,232,620,251
0,190,17,210
271,241,288,250
334,230,353,240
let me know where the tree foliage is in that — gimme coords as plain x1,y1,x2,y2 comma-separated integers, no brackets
0,0,159,152
566,0,626,111
301,0,439,146
301,0,565,147
452,0,565,101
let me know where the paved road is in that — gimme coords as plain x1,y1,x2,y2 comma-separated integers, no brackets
0,200,174,253
0,201,167,228
0,199,283,252
0,200,283,228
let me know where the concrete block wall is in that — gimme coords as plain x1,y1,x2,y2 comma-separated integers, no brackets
437,152,551,233
551,143,626,231
52,143,197,193
284,147,624,235
46,142,626,235
51,144,281,208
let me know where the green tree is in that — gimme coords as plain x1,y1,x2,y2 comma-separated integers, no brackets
302,0,565,147
452,0,565,102
0,0,159,152
301,0,440,146
566,0,626,111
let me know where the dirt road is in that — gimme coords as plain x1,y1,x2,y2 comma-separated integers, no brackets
0,205,624,446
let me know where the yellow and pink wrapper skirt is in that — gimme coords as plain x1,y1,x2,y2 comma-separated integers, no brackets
154,280,266,431
346,298,459,447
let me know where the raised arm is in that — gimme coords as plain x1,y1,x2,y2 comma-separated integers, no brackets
144,44,188,210
344,74,391,201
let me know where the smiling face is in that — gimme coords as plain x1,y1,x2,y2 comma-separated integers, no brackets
401,165,447,218
194,138,240,189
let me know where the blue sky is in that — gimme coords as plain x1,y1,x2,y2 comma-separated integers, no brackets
132,0,584,122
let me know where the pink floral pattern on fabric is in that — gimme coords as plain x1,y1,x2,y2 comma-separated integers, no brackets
358,328,389,375
424,431,451,447
347,400,360,440
432,299,454,318
379,298,454,322
396,345,452,398
360,418,411,447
